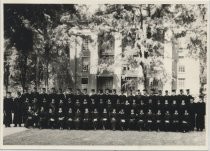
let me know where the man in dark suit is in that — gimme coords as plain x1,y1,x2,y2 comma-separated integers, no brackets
4,92,13,127
13,91,23,127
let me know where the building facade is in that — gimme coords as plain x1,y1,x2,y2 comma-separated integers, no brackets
68,28,200,96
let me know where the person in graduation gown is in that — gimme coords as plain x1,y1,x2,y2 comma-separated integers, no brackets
145,109,154,131
188,97,196,131
196,95,206,131
101,108,109,130
97,89,105,115
57,107,65,129
81,89,90,113
4,92,13,127
25,106,34,128
111,89,118,110
92,108,99,130
49,88,58,111
110,108,118,131
89,89,97,112
65,107,74,130
164,110,172,132
170,99,178,115
82,108,90,130
154,109,163,131
22,88,31,124
137,109,145,131
128,109,137,130
47,108,56,129
40,88,49,111
74,108,82,130
181,110,191,132
118,90,126,112
65,88,74,112
172,109,180,132
118,108,126,131
74,89,82,112
13,91,23,127
38,106,47,129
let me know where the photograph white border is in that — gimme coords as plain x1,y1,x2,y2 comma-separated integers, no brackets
0,0,209,150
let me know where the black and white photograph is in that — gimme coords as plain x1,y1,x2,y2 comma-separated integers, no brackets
1,0,208,150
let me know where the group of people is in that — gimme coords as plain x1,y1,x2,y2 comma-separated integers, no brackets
4,87,206,132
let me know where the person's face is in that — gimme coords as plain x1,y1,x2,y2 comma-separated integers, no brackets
173,100,176,104
68,108,72,113
143,91,147,95
113,109,116,112
41,107,44,111
42,89,46,93
113,90,116,94
84,90,87,94
140,110,143,113
157,110,161,114
121,91,124,95
7,93,11,98
149,99,152,103
175,110,178,114
59,108,62,112
186,90,190,95
94,109,97,112
131,109,134,113
85,109,88,112
49,109,52,113
165,91,168,95
190,99,194,103
172,92,176,95
52,89,55,93
106,90,109,94
165,100,168,104
182,100,185,104
148,109,151,113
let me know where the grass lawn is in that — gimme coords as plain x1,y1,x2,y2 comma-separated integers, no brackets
3,128,206,146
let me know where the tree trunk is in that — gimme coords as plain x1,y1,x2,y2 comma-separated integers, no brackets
35,53,40,89
21,53,27,92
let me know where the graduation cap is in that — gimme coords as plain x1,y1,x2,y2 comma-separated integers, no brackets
52,87,56,90
83,88,87,91
91,89,95,92
158,90,162,93
151,89,155,92
172,89,176,92
99,89,103,93
113,89,116,92
34,87,37,90
76,88,80,91
7,91,11,94
180,89,183,92
59,88,62,91
143,89,147,92
165,90,168,93
137,89,140,92
186,89,190,92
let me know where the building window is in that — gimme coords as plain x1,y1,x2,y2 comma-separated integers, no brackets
82,57,89,72
178,65,185,73
178,78,185,88
81,78,88,84
82,37,89,51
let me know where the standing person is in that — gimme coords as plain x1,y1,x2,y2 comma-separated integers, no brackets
90,89,97,112
186,89,193,105
4,92,13,127
40,88,49,111
91,108,99,130
188,97,196,131
81,89,90,113
118,90,126,112
196,95,206,131
13,91,23,127
22,88,30,124
49,88,58,111
97,89,105,116
65,88,74,113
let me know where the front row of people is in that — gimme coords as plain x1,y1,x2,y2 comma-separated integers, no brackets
25,106,196,133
